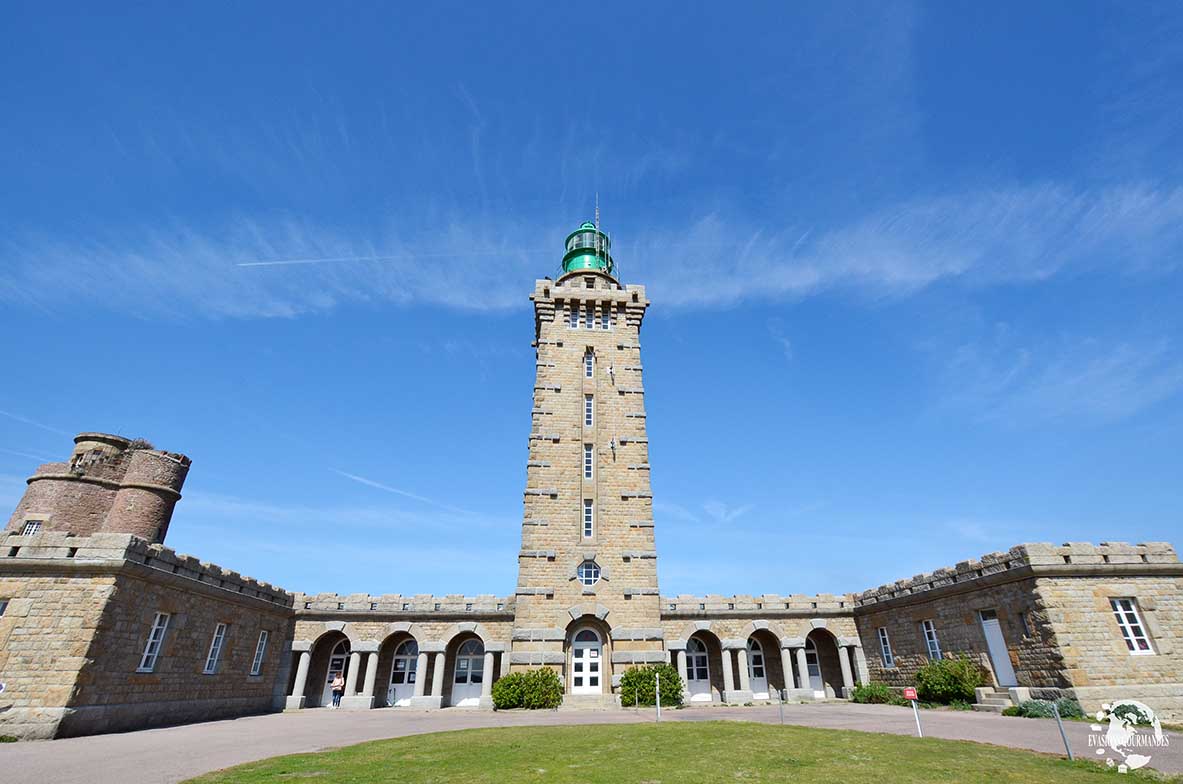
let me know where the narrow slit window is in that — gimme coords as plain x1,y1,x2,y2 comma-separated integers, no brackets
203,622,228,674
600,307,610,330
584,302,594,329
137,612,171,672
585,352,594,378
584,395,594,427
877,627,894,667
584,444,593,479
1110,598,1154,654
920,619,941,660
568,304,578,329
250,630,269,675
583,499,594,538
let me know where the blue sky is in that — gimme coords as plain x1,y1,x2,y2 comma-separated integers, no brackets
2,2,1181,598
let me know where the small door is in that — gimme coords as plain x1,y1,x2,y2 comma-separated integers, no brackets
686,637,712,702
979,610,1018,687
387,640,418,707
805,639,825,697
321,640,350,706
747,638,769,700
571,629,602,695
451,639,484,707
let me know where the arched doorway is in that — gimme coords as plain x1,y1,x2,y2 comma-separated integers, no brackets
451,638,485,707
570,628,603,695
747,637,769,700
686,636,712,702
805,629,843,699
320,639,351,707
387,639,418,707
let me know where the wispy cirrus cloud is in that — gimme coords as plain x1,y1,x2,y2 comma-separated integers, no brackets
940,330,1183,425
2,182,1181,319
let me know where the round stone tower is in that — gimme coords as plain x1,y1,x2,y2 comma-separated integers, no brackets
6,432,190,543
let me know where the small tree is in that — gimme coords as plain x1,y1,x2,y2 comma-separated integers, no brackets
915,654,984,704
619,664,683,707
521,667,564,709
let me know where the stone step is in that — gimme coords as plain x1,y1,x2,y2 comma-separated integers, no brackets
559,695,619,711
980,698,1012,707
972,703,1007,713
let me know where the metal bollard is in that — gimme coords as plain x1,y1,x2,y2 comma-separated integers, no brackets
1051,701,1074,761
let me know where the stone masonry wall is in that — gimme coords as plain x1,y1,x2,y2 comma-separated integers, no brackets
0,531,294,738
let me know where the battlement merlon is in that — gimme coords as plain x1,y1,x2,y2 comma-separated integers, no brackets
661,592,856,615
0,530,293,608
530,276,650,340
853,541,1182,608
295,592,516,615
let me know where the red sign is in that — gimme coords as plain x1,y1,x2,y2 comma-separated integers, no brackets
903,687,918,701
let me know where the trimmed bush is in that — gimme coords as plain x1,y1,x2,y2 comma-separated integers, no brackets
1002,706,1022,717
521,666,564,709
491,668,563,710
491,672,526,710
850,683,894,705
619,663,683,707
1013,698,1085,719
914,655,984,704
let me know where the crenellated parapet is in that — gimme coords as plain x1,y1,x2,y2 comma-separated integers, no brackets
0,530,292,607
661,592,854,614
854,541,1181,608
295,592,514,616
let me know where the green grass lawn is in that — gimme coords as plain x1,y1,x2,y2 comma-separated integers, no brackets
186,721,1177,783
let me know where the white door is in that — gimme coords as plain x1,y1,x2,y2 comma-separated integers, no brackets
686,637,712,702
571,629,602,695
979,610,1018,687
321,641,350,706
387,640,418,707
451,639,484,706
747,638,769,700
805,639,825,697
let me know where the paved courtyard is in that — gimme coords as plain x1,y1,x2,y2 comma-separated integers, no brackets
1,703,1179,784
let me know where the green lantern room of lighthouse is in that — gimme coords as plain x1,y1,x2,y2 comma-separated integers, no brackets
562,222,615,277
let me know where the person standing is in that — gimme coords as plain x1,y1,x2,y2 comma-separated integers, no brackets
330,671,345,709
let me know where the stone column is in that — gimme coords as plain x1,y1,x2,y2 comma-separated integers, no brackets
412,651,429,697
736,647,751,692
285,649,311,710
479,650,495,708
838,646,855,698
430,651,446,698
852,645,870,685
795,647,810,691
779,647,794,698
721,648,735,694
675,649,689,698
362,652,379,699
345,651,362,696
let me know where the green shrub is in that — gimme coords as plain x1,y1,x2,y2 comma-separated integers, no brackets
521,666,564,709
914,655,984,704
850,683,894,704
948,699,974,711
1002,706,1022,717
1054,698,1084,719
491,672,526,710
1013,698,1085,719
619,663,683,707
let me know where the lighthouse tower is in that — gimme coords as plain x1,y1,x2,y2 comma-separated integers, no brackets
510,222,663,702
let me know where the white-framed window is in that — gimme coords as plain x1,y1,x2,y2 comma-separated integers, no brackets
877,626,894,667
583,303,593,329
21,520,42,536
203,622,228,674
1110,598,1154,655
600,307,610,330
568,304,579,329
577,560,601,586
137,612,171,672
583,499,594,538
585,351,594,378
250,630,269,675
583,444,594,479
920,619,941,660
584,395,594,427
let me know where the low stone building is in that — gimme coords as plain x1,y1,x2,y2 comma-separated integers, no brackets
1,222,1179,738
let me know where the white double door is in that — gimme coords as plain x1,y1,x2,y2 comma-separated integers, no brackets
321,643,349,706
571,629,602,695
686,638,712,702
452,640,485,707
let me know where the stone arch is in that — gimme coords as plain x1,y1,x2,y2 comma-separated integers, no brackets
375,624,424,708
745,626,786,697
674,619,713,644
806,627,843,699
565,603,611,622
440,621,493,645
685,627,724,702
564,614,613,697
741,619,787,640
303,629,351,707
